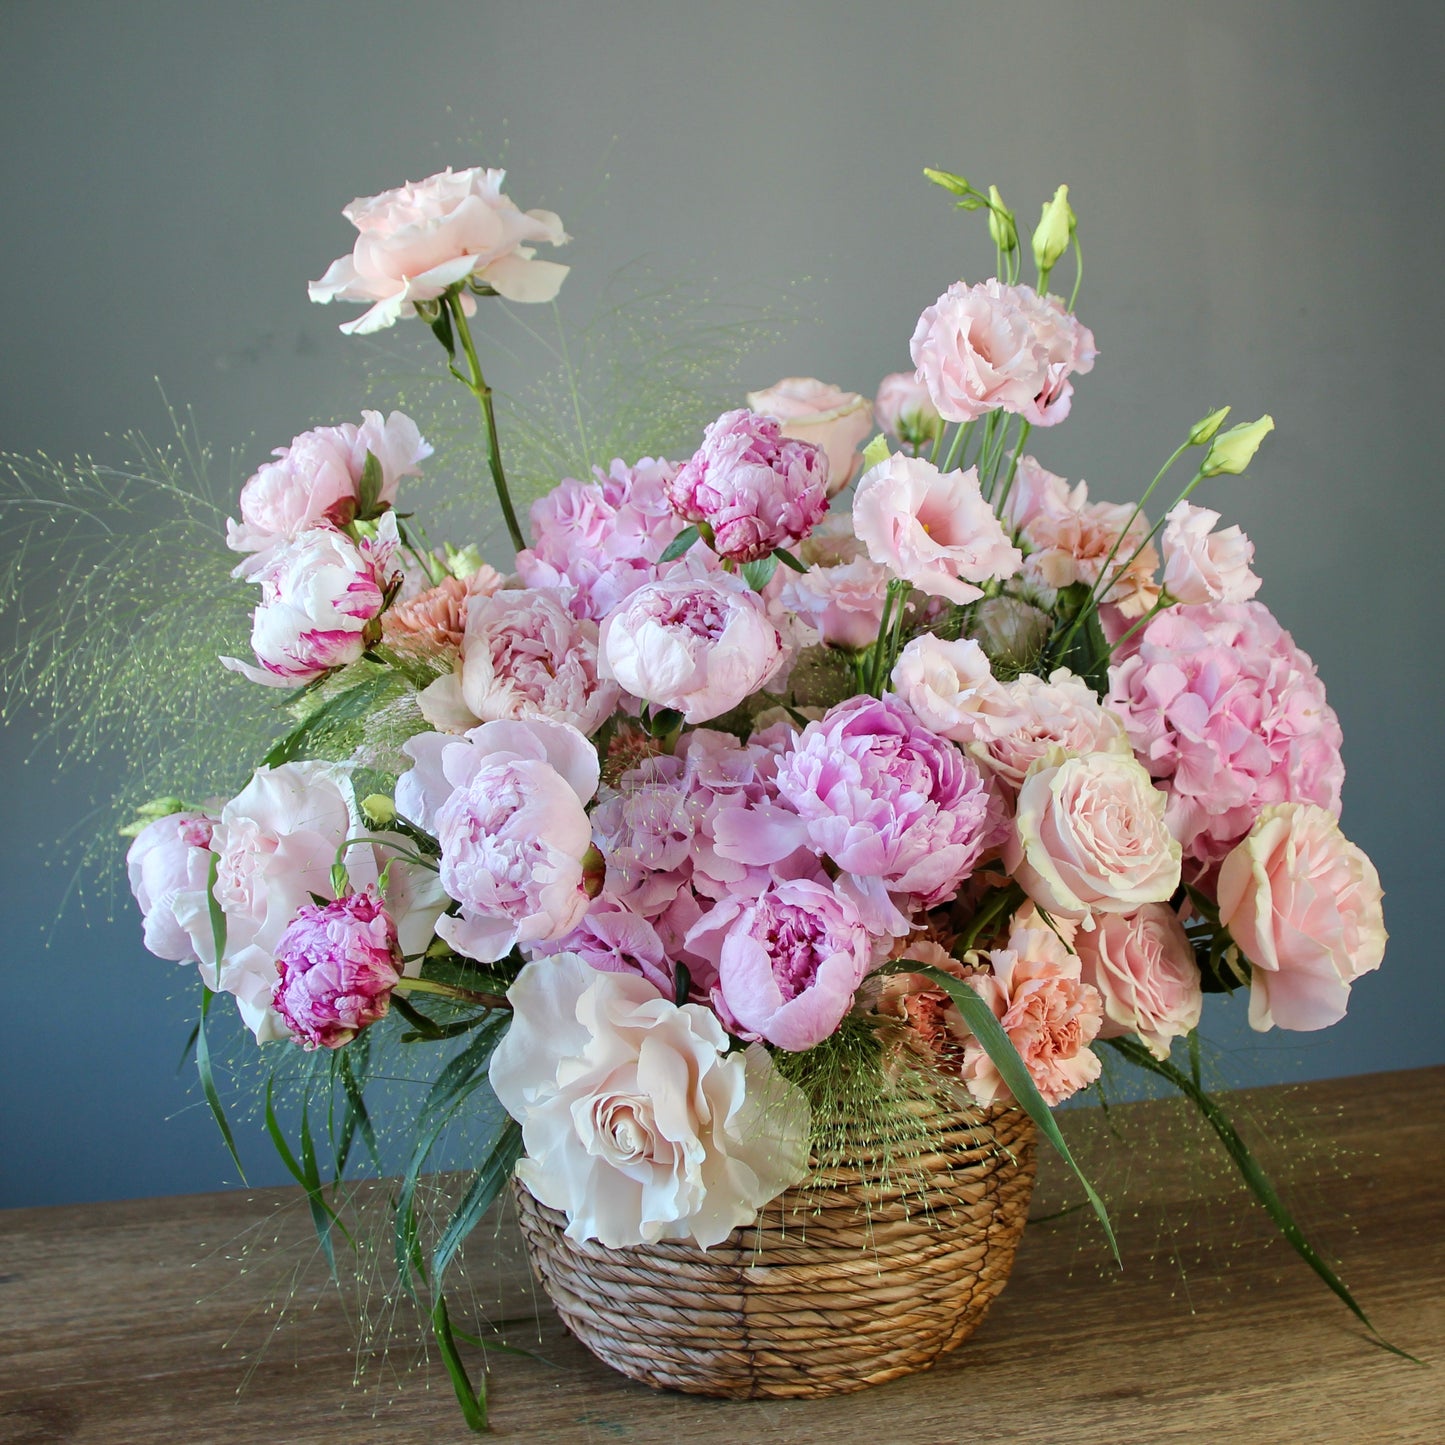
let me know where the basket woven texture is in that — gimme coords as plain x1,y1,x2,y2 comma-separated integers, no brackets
513,1102,1038,1399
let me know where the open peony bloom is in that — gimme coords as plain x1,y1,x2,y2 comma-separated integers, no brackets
309,166,569,333
667,409,829,563
489,954,811,1249
272,889,404,1050
1161,500,1261,606
126,811,216,963
745,378,873,496
1217,803,1386,1032
226,411,430,554
852,454,1022,605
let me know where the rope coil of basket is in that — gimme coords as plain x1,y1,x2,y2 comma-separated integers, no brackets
513,1100,1038,1399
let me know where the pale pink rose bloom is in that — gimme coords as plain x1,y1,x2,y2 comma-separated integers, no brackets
890,634,1023,743
1216,803,1386,1032
126,811,216,963
1074,903,1203,1059
1161,501,1262,606
1012,289,1098,427
222,514,400,687
746,378,874,495
874,371,942,451
309,166,569,333
226,411,430,553
973,668,1133,796
598,564,785,724
1005,747,1182,921
779,555,891,650
419,587,618,737
852,455,1021,605
488,953,811,1248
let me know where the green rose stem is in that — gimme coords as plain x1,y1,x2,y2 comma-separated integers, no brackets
392,976,512,1012
444,289,526,553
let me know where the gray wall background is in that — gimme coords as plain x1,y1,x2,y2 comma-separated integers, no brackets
2,0,1441,1207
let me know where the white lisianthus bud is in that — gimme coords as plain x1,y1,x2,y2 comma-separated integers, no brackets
988,185,1017,253
1200,415,1275,477
443,542,485,579
1032,185,1075,276
361,794,397,826
1187,406,1231,447
860,433,893,472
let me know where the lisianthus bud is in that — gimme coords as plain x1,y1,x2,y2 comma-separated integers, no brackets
987,185,1017,253
1032,185,1075,275
1187,406,1231,447
361,794,397,826
1200,415,1275,477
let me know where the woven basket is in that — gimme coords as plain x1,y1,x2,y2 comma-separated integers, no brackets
513,1101,1037,1398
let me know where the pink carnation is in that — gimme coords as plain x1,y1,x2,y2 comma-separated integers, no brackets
667,409,829,563
272,889,403,1050
1161,501,1261,606
1106,602,1345,871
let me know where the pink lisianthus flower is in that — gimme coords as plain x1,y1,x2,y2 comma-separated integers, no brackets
1217,803,1386,1032
667,409,829,563
745,378,873,496
1012,289,1098,427
778,555,891,651
226,411,430,554
598,563,785,724
890,634,1024,744
222,514,400,687
1106,601,1345,872
874,371,942,452
685,878,873,1052
852,454,1021,605
272,889,404,1050
309,166,569,333
126,811,216,962
1160,501,1261,606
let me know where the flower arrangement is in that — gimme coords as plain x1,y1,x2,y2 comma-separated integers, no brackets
115,162,1392,1424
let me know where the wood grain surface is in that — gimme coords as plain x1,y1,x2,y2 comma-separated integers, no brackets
2,1067,1441,1444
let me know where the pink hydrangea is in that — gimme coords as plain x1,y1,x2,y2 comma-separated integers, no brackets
1107,602,1345,871
667,409,829,563
272,889,404,1049
544,896,694,1003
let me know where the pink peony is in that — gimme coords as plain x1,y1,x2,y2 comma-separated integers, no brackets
778,555,891,650
1161,501,1261,606
666,409,829,563
222,514,400,687
272,889,403,1049
1217,803,1386,1032
226,411,430,554
1106,602,1345,871
890,634,1023,743
686,878,873,1051
874,371,942,451
852,455,1022,605
1074,903,1202,1059
309,166,568,333
598,564,785,724
1005,747,1182,920
745,378,873,495
126,811,216,963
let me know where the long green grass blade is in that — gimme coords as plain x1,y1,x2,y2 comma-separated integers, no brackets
431,1292,488,1432
195,990,246,1183
432,1119,523,1281
263,1078,352,1273
337,1043,382,1177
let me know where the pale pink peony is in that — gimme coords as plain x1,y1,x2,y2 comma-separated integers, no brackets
598,564,785,724
1106,602,1345,871
488,953,811,1248
1005,747,1182,920
745,378,873,495
890,634,1023,743
874,371,942,451
419,587,618,737
1161,501,1261,606
972,668,1133,796
272,889,403,1050
222,514,400,687
1074,903,1202,1059
667,409,829,563
685,878,872,1051
126,811,216,963
852,455,1021,605
1217,803,1386,1032
309,166,568,333
778,555,891,650
226,412,430,554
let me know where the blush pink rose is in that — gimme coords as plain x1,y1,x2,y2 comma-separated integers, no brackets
1216,803,1386,1032
852,455,1021,605
226,411,430,553
890,634,1023,743
1005,747,1182,920
1161,501,1261,606
874,371,942,452
745,378,874,495
309,166,569,333
1073,903,1203,1059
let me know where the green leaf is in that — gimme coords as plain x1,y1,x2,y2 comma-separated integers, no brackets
205,853,227,965
881,960,1119,1263
429,304,456,359
431,1292,489,1432
356,450,384,520
771,545,808,574
176,1021,199,1074
658,524,700,564
196,990,246,1183
674,961,692,1008
432,1118,523,1281
262,671,401,769
741,554,778,591
264,1078,352,1278
1103,1037,1416,1360
336,1040,382,1178
1052,581,1111,697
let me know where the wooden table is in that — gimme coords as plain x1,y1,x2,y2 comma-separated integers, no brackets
2,1067,1441,1444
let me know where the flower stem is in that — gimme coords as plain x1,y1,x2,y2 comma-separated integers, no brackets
393,976,511,1011
993,420,1032,520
